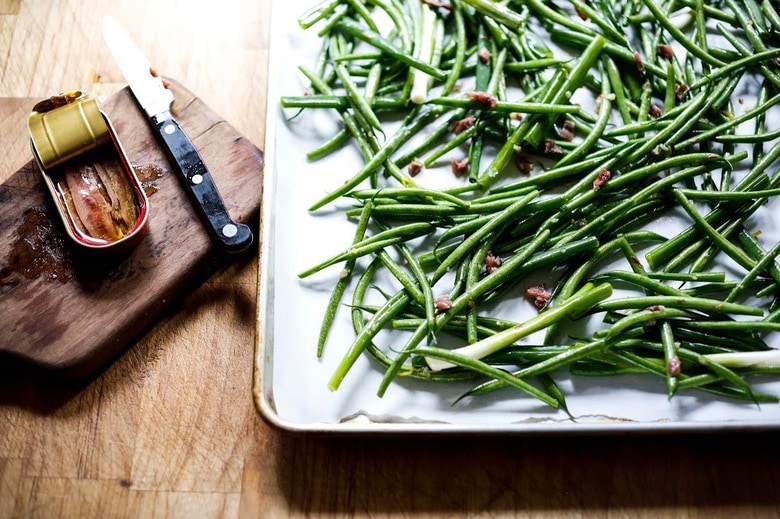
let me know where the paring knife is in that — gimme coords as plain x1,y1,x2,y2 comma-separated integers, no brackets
101,16,253,253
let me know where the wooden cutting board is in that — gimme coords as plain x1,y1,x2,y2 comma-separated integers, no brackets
0,81,263,379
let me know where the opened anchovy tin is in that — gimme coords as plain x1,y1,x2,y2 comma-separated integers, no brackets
27,91,149,253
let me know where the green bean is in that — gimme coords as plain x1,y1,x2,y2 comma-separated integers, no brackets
678,93,780,149
464,336,623,398
391,316,501,340
392,108,468,168
764,0,780,30
280,95,405,110
295,66,404,182
443,0,467,96
716,25,780,92
677,0,738,24
612,345,764,402
645,143,775,271
336,19,446,80
423,116,492,167
642,0,725,67
672,189,756,271
592,271,694,297
682,283,747,297
689,47,780,90
346,0,378,32
309,107,449,210
315,3,349,37
555,63,613,168
683,321,780,333
434,214,491,247
490,147,625,194
673,327,770,353
330,286,411,390
349,187,471,208
416,346,561,407
347,262,478,384
551,28,667,79
661,321,679,397
601,307,697,340
288,0,780,408
465,243,491,343
377,229,555,394
675,186,780,202
680,345,757,401
433,190,539,280
683,217,758,276
427,96,581,115
366,0,413,52
650,272,727,283
569,0,629,45
316,201,373,357
717,127,780,145
376,249,425,305
504,58,568,72
392,237,438,342
611,152,730,193
738,230,780,286
424,282,613,371
726,238,780,303
621,83,719,165
544,232,664,344
345,203,463,219
461,0,528,30
299,0,341,29
306,129,351,161
596,295,764,317
478,36,606,188
299,222,435,278
554,162,722,247
332,63,382,132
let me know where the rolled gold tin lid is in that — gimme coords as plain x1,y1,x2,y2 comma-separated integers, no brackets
26,91,150,254
27,91,111,169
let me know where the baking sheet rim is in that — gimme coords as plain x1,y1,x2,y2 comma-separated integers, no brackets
252,0,780,435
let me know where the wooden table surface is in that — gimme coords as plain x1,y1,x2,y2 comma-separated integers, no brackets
1,0,779,517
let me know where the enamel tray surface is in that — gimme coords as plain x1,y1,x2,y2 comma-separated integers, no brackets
255,0,780,433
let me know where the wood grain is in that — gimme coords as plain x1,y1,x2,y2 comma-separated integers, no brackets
1,1,780,518
0,82,262,377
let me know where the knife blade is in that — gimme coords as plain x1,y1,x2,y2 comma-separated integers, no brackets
101,16,253,253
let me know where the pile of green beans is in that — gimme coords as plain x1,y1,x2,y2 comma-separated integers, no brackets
285,0,780,410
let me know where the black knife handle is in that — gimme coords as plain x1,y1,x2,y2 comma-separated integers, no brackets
152,111,253,253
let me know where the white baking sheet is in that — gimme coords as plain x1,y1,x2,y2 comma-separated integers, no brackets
255,0,780,433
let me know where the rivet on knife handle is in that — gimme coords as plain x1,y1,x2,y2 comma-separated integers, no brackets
153,111,253,253
101,16,253,254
